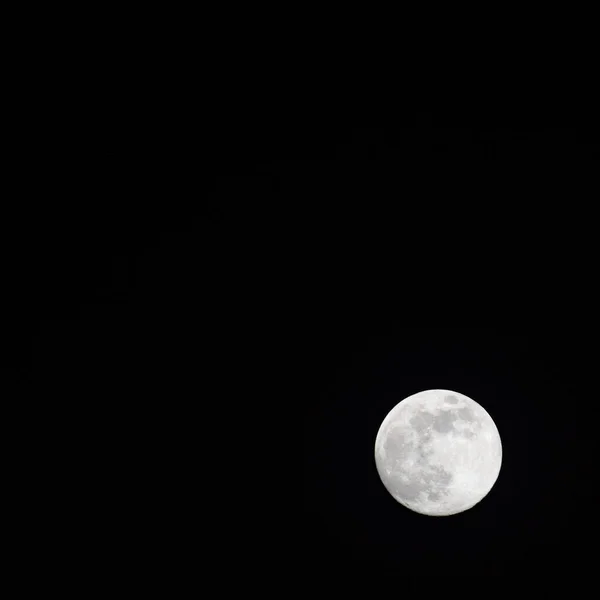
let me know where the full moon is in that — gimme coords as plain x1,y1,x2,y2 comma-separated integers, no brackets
374,389,502,516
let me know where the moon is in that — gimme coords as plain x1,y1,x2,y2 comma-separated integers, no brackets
374,389,502,516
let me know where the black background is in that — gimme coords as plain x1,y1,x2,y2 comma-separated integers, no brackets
5,6,599,585
7,84,600,578
298,124,599,574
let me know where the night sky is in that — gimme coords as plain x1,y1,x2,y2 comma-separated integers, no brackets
10,111,600,577
295,124,599,574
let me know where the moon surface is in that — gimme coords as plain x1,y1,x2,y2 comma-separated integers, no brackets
374,389,502,516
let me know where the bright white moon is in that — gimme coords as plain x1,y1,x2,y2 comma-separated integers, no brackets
374,389,502,516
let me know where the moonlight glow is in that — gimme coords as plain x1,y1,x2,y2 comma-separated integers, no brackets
374,389,502,516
